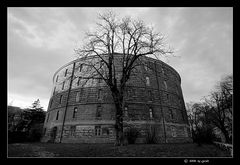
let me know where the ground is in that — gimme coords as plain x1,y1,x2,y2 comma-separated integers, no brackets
8,143,231,157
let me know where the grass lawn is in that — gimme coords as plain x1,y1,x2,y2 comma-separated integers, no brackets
8,142,231,157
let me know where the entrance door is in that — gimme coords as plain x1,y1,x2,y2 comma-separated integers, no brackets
50,127,57,143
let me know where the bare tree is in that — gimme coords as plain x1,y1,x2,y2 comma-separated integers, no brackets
203,75,232,144
74,11,173,146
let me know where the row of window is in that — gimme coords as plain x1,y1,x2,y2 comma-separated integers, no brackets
46,106,154,123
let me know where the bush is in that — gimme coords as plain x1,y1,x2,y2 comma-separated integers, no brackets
125,127,139,144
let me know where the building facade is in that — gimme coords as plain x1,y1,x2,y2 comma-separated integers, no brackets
41,54,192,143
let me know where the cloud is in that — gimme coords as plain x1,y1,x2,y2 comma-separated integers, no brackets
7,7,233,109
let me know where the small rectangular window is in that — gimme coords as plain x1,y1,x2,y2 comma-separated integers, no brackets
50,99,53,108
77,77,80,86
149,108,153,119
148,90,153,101
56,75,59,82
70,126,76,136
124,106,128,117
164,81,168,90
97,89,102,100
76,91,80,102
146,77,150,86
62,81,65,90
73,107,78,118
56,111,59,120
60,95,63,104
65,69,68,77
96,105,102,118
79,64,83,72
181,110,185,121
46,113,50,123
169,109,174,119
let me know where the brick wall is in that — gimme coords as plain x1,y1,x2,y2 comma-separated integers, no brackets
42,54,192,143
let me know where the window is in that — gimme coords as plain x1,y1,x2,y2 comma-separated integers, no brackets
50,99,53,108
62,81,65,90
181,111,185,121
43,128,46,135
146,77,150,86
124,106,128,117
96,105,102,119
148,90,153,101
166,93,169,100
164,81,168,90
144,65,149,71
56,75,59,82
162,68,165,75
95,126,101,136
97,89,102,100
171,127,177,137
70,126,76,136
169,109,174,120
149,108,153,119
56,111,59,120
184,127,188,137
76,91,80,102
73,107,78,118
79,64,83,72
46,113,50,122
65,69,68,77
98,78,103,84
60,95,63,104
77,77,80,86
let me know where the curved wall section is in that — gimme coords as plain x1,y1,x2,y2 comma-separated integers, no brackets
41,54,192,143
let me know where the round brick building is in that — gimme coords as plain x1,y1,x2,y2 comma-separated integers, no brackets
41,54,192,143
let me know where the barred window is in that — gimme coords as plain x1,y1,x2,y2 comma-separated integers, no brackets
95,126,101,136
70,126,76,136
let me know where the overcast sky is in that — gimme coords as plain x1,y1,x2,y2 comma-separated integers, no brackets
7,7,233,110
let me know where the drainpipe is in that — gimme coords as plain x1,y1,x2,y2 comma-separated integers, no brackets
59,62,76,143
154,61,167,143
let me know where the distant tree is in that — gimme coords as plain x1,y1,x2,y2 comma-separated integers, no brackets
204,75,232,144
8,99,46,142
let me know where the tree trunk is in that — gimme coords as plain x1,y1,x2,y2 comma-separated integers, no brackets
112,92,124,146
